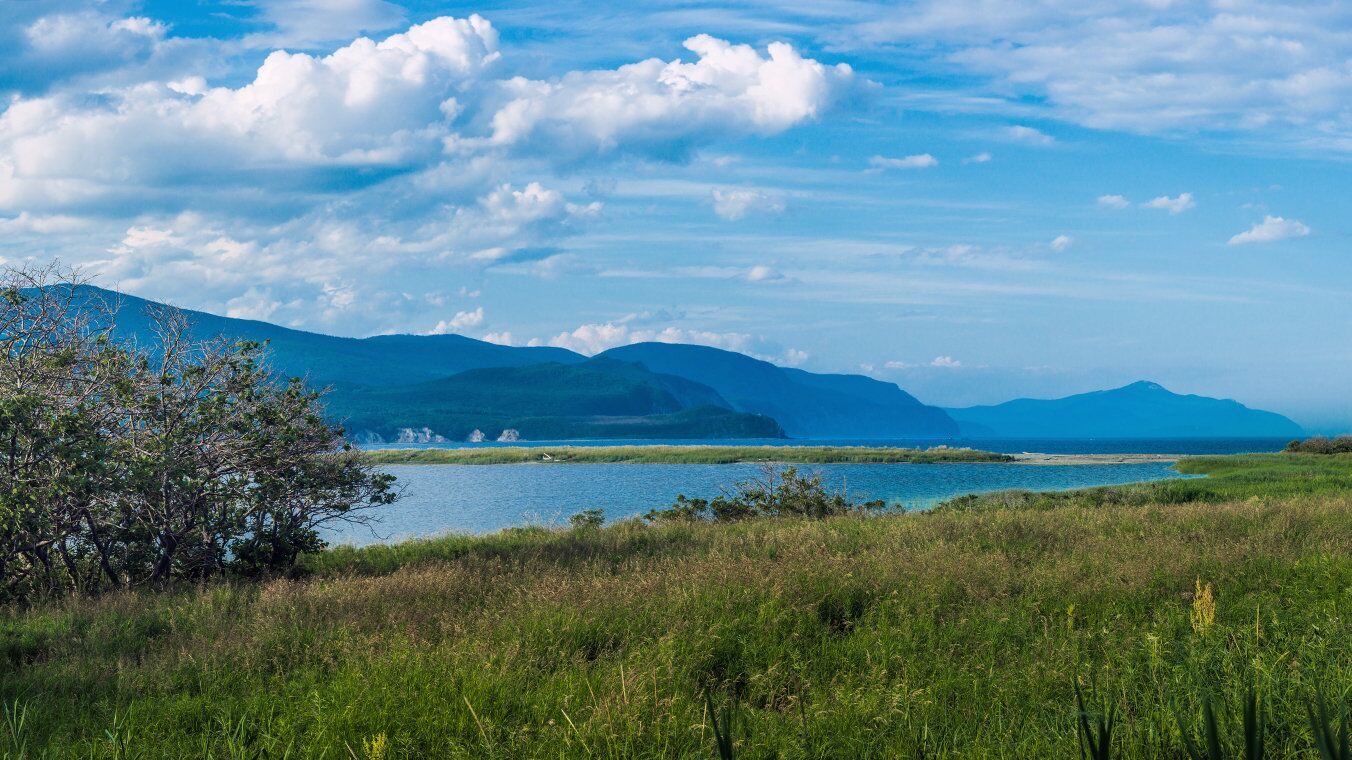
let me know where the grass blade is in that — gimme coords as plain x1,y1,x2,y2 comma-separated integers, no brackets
1244,686,1265,760
705,691,736,760
1074,683,1114,760
1308,693,1351,760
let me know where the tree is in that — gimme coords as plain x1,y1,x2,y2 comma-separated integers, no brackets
104,305,398,587
0,265,128,598
0,265,397,602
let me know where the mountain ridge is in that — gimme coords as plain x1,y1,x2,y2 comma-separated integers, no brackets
598,342,960,438
945,380,1303,438
81,285,588,387
53,286,1304,441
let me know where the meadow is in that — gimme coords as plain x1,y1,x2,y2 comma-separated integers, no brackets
363,444,1014,465
3,453,1352,757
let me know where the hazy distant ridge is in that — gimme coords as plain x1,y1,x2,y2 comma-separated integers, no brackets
946,381,1303,438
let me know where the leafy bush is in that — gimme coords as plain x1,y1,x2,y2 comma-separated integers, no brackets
569,509,606,530
645,465,885,522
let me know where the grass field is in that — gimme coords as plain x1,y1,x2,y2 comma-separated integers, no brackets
941,452,1352,510
363,444,1014,465
4,453,1352,757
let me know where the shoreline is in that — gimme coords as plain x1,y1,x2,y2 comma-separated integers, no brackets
1009,452,1182,465
362,445,1187,466
362,444,1014,465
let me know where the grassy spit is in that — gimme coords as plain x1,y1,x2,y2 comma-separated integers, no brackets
363,444,1015,465
4,454,1352,757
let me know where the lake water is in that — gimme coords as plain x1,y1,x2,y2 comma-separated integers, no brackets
326,460,1190,546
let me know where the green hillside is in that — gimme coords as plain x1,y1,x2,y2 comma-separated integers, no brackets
323,359,784,441
599,342,960,438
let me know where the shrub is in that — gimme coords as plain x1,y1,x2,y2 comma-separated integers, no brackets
646,465,885,522
1285,436,1352,454
569,509,606,530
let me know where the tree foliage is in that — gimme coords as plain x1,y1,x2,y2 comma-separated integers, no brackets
0,264,395,602
1286,436,1352,455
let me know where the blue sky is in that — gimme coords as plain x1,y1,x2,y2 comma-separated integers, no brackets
1,1,1349,430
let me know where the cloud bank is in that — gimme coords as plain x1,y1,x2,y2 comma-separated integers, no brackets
841,1,1352,149
0,14,852,333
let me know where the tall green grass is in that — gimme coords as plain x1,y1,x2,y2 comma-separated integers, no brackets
3,453,1352,756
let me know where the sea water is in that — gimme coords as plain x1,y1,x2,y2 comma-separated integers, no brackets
326,459,1191,546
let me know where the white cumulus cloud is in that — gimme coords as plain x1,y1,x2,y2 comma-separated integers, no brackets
426,306,485,334
1097,194,1130,209
538,320,806,366
0,17,851,213
485,33,853,159
82,175,600,332
1050,235,1073,252
539,322,632,354
0,15,502,210
1143,193,1195,214
0,13,855,337
1228,215,1312,245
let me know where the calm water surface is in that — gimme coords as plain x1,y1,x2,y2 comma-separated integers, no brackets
326,461,1189,546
